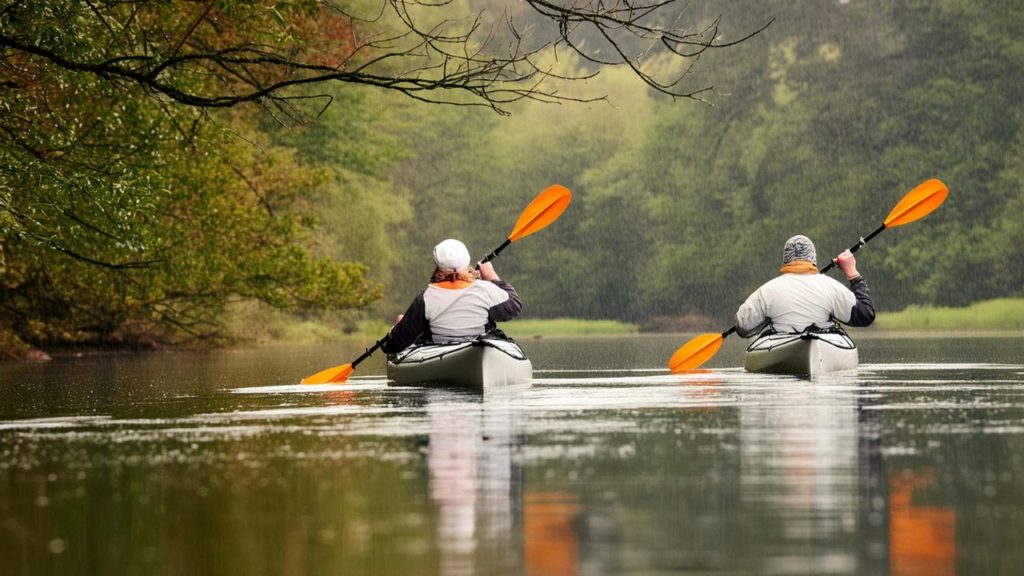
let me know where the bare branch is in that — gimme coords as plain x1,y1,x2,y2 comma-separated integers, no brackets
0,0,771,116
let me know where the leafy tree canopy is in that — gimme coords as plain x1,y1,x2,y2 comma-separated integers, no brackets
1,0,766,354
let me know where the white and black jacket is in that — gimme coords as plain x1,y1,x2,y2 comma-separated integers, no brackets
382,279,522,353
735,274,875,337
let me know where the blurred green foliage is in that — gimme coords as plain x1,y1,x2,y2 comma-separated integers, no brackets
384,0,1024,324
0,2,383,353
4,0,1023,355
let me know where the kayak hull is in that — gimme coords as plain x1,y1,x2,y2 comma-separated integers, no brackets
744,332,858,378
386,338,532,390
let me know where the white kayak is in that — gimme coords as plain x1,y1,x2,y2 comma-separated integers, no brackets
744,331,858,377
386,335,533,390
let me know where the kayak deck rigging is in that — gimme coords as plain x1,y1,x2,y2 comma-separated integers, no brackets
744,328,858,378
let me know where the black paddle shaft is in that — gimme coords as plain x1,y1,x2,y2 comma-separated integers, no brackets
723,221,886,337
480,239,512,264
352,339,386,369
819,223,887,274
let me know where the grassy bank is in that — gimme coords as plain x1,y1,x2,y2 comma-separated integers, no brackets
226,303,390,344
239,297,1024,346
502,318,638,338
875,298,1024,331
263,317,638,343
230,305,639,344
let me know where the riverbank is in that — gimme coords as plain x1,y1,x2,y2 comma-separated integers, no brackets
506,298,1024,337
503,318,638,338
250,298,1024,344
247,316,642,342
873,298,1024,332
7,299,1022,361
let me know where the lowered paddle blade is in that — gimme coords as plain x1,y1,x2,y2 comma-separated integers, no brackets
884,179,948,228
508,184,572,243
301,363,354,385
669,333,724,373
328,364,356,383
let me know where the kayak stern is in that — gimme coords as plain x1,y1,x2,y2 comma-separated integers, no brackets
387,338,533,390
744,332,858,378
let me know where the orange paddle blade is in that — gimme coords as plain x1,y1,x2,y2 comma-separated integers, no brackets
301,363,354,385
883,179,948,228
508,184,572,243
668,333,724,373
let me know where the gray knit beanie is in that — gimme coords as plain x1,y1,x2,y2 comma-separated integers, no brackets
782,235,817,265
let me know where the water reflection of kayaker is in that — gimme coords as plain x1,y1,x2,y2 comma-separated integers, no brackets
734,235,876,336
382,239,523,353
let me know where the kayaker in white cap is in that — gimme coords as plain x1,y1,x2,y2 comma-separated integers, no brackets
382,238,523,353
734,234,875,337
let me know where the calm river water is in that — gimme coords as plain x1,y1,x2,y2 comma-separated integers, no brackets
2,334,1023,575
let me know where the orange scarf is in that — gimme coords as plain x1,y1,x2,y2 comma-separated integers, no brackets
431,280,473,290
779,260,819,275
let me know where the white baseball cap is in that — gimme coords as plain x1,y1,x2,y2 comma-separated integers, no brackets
433,239,471,270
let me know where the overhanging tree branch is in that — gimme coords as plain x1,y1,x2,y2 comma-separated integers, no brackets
0,0,771,115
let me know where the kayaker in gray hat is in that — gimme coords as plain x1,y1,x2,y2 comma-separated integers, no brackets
734,234,875,337
382,238,522,353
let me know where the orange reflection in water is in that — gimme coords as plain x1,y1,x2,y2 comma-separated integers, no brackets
325,389,358,405
890,469,956,576
525,492,580,576
677,375,721,412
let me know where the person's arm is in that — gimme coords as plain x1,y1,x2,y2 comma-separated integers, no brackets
845,277,875,327
488,280,522,321
382,292,428,353
833,250,875,327
479,261,522,322
735,288,769,338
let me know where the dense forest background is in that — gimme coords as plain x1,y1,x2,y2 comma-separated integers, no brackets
373,0,1024,321
2,0,1023,354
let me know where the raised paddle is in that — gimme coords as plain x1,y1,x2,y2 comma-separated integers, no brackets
667,178,948,374
301,184,573,384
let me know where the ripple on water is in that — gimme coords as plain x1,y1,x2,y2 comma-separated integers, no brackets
1,362,1020,446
